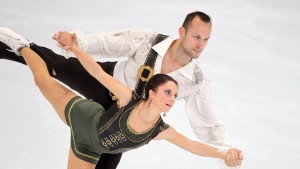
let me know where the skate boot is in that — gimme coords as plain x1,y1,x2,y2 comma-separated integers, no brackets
0,27,29,56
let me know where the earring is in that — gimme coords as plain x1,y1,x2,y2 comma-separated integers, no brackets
147,99,152,108
163,112,166,117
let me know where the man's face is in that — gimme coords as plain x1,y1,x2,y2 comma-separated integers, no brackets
180,17,211,59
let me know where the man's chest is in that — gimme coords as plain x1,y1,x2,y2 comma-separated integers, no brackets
160,55,182,74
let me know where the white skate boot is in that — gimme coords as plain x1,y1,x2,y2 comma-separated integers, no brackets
0,27,30,55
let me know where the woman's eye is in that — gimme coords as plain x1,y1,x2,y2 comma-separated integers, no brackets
165,90,171,95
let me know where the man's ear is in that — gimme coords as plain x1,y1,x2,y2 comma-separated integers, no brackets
179,27,185,37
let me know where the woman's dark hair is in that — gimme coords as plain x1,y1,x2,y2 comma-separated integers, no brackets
144,74,178,100
182,11,212,31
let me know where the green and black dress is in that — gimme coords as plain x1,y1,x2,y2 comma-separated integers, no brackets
65,91,170,164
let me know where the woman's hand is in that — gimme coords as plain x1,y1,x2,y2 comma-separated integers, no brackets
52,31,77,51
224,148,243,167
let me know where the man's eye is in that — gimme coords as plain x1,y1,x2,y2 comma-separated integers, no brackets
194,36,200,40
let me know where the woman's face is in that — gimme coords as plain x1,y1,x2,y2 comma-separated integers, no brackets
151,81,178,113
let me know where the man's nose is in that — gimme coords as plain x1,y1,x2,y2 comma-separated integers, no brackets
196,40,204,49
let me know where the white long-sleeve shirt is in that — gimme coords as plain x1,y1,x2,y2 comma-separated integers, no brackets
62,28,229,147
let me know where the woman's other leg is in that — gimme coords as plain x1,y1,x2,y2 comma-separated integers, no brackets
67,148,95,169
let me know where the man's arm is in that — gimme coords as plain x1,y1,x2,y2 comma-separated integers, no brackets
184,77,230,148
59,28,154,59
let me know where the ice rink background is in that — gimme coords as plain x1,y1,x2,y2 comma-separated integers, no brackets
1,0,300,169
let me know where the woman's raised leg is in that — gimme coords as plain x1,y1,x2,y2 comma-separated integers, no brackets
0,27,75,123
19,47,76,123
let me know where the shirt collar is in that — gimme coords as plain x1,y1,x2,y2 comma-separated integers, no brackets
152,37,195,81
152,37,173,58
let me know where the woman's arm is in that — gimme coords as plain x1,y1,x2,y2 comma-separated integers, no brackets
53,32,132,106
154,127,242,167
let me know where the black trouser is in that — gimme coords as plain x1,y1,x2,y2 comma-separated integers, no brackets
0,42,122,169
